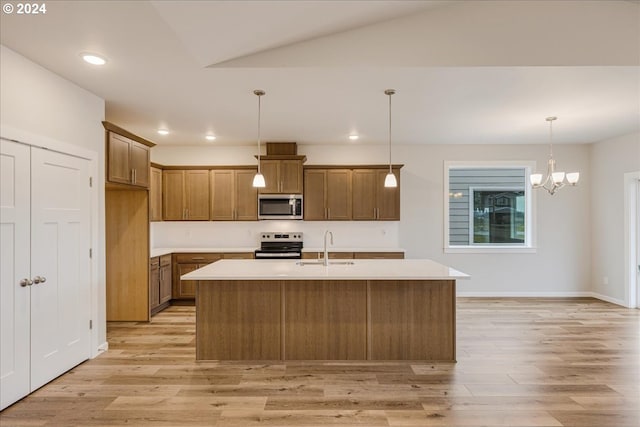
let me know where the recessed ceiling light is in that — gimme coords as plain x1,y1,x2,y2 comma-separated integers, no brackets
205,135,216,141
157,129,169,135
349,134,359,140
80,53,107,66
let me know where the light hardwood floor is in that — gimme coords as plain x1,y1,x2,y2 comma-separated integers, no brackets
1,298,639,426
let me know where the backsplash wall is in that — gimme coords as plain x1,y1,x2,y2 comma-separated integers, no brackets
151,221,400,250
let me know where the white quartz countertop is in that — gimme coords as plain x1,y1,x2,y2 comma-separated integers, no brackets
181,259,469,281
302,247,405,253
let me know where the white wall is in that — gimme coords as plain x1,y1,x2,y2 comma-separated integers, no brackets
0,45,106,350
152,141,592,295
590,132,640,305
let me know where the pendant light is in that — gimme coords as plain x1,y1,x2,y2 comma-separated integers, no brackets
384,89,397,188
252,89,266,188
529,116,579,195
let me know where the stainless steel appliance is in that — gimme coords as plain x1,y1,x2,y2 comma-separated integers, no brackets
258,194,303,220
254,232,303,259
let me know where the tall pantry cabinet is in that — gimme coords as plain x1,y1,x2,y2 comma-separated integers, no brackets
103,122,155,321
1,139,92,410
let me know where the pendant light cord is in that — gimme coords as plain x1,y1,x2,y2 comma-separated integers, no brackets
387,90,393,173
257,93,261,173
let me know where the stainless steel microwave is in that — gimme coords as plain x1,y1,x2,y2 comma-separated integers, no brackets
258,194,303,220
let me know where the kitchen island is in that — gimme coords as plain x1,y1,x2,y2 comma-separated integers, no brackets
182,259,469,362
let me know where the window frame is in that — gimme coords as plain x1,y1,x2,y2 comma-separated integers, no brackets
444,161,537,254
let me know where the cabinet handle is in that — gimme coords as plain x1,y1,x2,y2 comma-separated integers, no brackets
20,278,33,287
133,169,137,184
160,269,163,280
33,275,46,284
130,169,135,183
192,257,205,260
327,208,331,219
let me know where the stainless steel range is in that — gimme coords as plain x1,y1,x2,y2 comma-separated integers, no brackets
254,232,303,259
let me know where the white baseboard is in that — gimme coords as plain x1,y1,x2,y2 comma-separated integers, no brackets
457,291,629,307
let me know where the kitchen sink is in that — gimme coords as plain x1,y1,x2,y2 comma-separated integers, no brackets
296,260,355,266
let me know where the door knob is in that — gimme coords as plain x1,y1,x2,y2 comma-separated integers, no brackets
20,278,33,287
33,276,46,284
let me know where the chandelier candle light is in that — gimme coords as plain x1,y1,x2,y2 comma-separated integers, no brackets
384,89,397,188
530,116,579,195
252,89,266,188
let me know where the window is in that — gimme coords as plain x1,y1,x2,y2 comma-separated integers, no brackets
444,162,535,253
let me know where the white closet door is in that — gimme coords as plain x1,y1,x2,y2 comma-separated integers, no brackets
30,147,91,389
0,140,31,410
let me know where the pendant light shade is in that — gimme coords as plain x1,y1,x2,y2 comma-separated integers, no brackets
384,89,397,188
252,89,266,188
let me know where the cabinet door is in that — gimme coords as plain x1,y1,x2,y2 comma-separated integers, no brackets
280,160,303,194
235,170,258,220
259,160,280,193
210,170,234,220
376,169,400,220
185,170,210,220
176,263,198,299
162,170,185,220
351,169,377,220
303,170,326,220
149,167,162,221
159,263,172,304
107,133,132,184
149,258,160,310
326,169,352,220
129,142,150,188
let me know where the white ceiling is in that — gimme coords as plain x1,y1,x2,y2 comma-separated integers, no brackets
1,0,639,147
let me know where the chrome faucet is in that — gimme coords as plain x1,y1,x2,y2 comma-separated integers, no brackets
323,230,333,266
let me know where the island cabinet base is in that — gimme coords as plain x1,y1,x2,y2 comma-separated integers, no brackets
196,279,455,361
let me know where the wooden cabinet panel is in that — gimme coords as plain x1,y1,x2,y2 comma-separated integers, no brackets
149,257,160,312
159,255,172,305
303,169,326,220
185,170,210,220
302,252,354,260
223,252,255,260
259,159,303,194
107,133,132,185
210,169,258,221
235,170,258,220
107,132,150,188
304,169,351,220
196,280,281,360
280,159,303,194
162,170,185,220
376,169,400,220
326,169,352,220
369,280,455,360
351,168,400,221
260,160,280,194
149,167,162,222
354,252,404,259
172,253,224,300
162,170,209,220
210,170,234,220
284,280,367,360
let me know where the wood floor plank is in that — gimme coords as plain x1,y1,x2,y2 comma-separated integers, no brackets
1,297,638,427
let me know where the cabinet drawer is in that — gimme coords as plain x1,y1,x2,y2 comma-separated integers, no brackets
354,252,404,259
223,252,255,260
159,254,172,266
150,256,160,267
174,253,223,263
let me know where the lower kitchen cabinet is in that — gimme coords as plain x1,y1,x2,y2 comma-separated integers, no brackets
150,254,172,315
172,252,255,299
301,251,404,260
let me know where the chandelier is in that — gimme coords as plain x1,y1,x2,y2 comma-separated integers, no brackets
530,116,579,195
384,89,397,188
252,89,266,188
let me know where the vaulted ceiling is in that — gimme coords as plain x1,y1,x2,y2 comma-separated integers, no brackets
1,0,638,146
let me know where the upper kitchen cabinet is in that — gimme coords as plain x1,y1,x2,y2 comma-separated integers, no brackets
103,121,154,189
210,168,258,221
304,168,352,220
352,167,401,221
259,157,305,194
162,169,210,220
149,165,162,222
